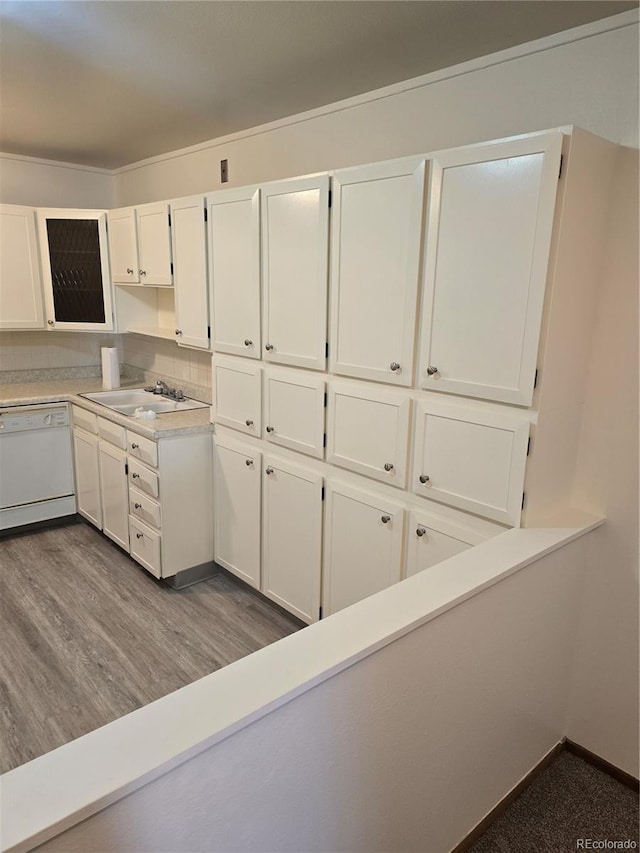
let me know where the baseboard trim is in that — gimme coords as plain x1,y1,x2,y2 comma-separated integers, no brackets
564,739,640,792
451,741,564,853
451,738,639,852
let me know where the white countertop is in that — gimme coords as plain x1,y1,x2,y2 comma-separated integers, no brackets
0,379,214,439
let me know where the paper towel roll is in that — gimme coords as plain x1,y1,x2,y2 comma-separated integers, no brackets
101,347,120,390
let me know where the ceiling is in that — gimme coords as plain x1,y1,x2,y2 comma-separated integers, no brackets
0,1,636,170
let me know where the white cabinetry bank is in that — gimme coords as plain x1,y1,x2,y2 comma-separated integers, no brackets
209,126,618,621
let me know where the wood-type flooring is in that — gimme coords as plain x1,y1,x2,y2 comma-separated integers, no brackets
0,520,302,774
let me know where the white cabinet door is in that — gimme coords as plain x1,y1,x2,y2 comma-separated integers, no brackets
136,202,173,286
419,132,562,405
107,207,139,284
98,440,130,550
212,356,262,437
262,455,323,624
329,158,426,386
213,436,261,589
171,195,209,349
264,367,325,459
73,428,102,529
404,510,472,578
0,204,44,330
209,186,261,358
323,482,404,617
326,380,411,489
262,174,329,370
37,208,114,332
412,398,530,526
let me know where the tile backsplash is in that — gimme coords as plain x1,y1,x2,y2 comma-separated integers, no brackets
0,331,212,402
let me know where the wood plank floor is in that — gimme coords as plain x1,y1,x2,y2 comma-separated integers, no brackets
0,520,302,774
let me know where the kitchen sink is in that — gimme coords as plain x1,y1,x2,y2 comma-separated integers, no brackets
81,388,209,416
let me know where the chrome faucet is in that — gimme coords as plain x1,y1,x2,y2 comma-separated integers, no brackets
154,379,170,395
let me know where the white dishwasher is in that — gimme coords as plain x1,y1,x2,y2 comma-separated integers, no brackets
0,403,76,530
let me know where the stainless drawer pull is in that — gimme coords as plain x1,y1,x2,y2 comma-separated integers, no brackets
131,443,139,449
266,467,274,475
419,474,430,484
126,267,134,275
265,343,274,352
426,366,438,376
132,472,140,479
384,462,394,472
381,515,391,524
390,362,401,372
244,339,253,347
136,532,143,539
245,459,253,467
134,502,142,509
245,419,254,427
266,426,275,433
416,526,427,538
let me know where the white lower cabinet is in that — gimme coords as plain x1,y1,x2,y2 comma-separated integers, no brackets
129,516,162,579
412,398,530,526
98,439,130,551
213,436,262,589
404,510,472,578
323,481,405,617
72,427,102,529
262,455,323,623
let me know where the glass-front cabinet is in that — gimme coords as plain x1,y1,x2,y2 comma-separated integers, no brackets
37,209,114,331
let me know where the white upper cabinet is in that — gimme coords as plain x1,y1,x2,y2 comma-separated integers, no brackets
209,186,261,358
171,195,209,349
212,356,262,437
0,204,45,330
412,397,530,526
263,367,326,459
37,208,114,332
419,132,563,406
261,174,329,370
329,158,426,386
262,454,323,623
136,202,173,286
107,207,139,284
213,435,262,590
326,380,411,489
323,481,405,617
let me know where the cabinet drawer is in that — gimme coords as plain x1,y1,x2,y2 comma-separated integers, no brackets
128,458,159,499
129,516,162,578
126,430,158,467
129,485,161,530
327,381,410,488
72,405,97,435
411,399,530,526
212,356,262,436
97,416,127,449
264,368,325,459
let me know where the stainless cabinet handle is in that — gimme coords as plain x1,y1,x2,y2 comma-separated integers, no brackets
134,503,142,509
132,472,140,479
419,474,430,484
136,532,143,539
47,319,54,326
416,526,427,538
245,419,254,427
175,329,182,336
266,426,274,433
131,443,139,449
126,267,134,275
390,362,401,372
139,269,146,276
245,459,253,467
384,462,394,472
426,366,438,376
244,339,253,347
266,467,274,475
265,343,274,352
381,515,391,524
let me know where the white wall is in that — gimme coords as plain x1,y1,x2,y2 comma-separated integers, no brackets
114,15,639,204
565,147,640,776
0,154,113,208
34,534,589,853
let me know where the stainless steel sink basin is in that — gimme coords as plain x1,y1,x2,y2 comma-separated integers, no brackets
81,388,209,416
